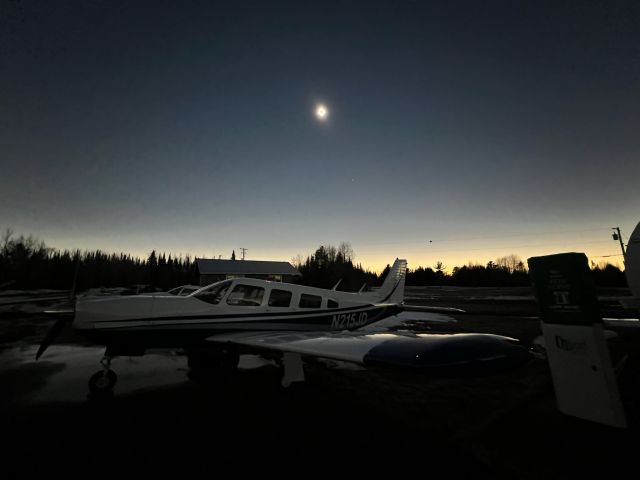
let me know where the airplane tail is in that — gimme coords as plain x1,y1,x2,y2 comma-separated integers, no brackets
625,221,640,300
373,258,407,304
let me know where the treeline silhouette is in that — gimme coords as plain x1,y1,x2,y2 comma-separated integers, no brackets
0,231,628,292
1,231,198,291
292,244,379,291
406,259,627,287
406,257,532,287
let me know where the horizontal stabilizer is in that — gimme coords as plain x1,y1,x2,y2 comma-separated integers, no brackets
402,305,466,314
43,308,75,316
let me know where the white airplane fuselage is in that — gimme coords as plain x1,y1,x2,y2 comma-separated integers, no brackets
73,277,402,351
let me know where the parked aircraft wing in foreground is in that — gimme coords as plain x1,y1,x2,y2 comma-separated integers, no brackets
207,330,531,386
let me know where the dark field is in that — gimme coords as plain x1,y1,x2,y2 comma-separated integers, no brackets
1,286,639,479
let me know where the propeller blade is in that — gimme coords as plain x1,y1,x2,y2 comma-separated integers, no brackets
35,318,68,360
69,251,81,302
36,254,80,360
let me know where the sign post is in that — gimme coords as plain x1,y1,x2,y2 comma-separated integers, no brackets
528,252,626,428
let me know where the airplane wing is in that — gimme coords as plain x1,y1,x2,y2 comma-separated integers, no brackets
206,330,530,374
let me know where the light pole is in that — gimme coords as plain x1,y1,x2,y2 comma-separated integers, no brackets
612,227,626,257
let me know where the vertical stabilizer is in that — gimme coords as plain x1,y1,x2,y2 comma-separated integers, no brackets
375,258,407,304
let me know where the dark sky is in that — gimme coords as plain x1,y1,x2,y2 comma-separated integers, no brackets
1,0,639,269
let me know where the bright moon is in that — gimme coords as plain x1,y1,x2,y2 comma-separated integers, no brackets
315,104,329,121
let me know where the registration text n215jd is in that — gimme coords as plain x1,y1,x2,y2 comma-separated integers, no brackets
331,312,368,330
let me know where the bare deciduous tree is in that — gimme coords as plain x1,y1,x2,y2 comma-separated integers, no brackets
338,241,354,262
494,254,526,273
1,228,14,255
290,254,305,269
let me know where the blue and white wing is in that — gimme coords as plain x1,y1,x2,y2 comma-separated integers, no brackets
206,330,531,374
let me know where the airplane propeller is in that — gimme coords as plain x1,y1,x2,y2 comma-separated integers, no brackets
35,253,80,360
35,315,72,360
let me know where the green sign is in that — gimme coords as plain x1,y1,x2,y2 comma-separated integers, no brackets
528,253,602,325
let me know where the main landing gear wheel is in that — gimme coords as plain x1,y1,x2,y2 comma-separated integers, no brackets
89,369,117,395
89,356,117,396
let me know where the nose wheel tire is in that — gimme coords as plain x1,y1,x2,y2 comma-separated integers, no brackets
89,369,117,395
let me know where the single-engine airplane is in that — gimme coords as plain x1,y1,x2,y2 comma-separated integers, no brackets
38,259,531,395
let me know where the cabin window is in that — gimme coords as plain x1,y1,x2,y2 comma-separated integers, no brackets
328,299,339,309
268,289,292,307
194,280,232,305
226,284,265,306
299,294,322,309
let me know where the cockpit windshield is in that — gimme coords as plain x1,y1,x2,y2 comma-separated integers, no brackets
193,280,232,304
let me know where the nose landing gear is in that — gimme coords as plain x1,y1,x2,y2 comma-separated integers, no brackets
88,356,117,396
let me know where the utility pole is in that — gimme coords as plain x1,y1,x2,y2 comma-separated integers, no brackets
612,227,626,257
239,247,248,261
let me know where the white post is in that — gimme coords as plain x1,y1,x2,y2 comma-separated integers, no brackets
281,352,305,388
542,322,626,427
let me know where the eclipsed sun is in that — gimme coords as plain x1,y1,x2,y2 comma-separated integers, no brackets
315,103,329,121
